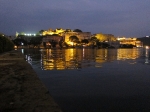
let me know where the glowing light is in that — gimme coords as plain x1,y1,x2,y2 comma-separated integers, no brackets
21,49,24,54
67,42,73,46
145,46,149,49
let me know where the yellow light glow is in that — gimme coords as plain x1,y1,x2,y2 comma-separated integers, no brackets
146,46,149,49
67,42,73,46
14,46,17,48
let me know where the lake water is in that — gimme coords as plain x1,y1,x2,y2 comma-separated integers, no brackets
22,48,150,112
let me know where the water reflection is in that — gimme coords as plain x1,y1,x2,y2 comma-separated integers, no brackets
145,48,149,64
117,48,142,60
23,48,146,70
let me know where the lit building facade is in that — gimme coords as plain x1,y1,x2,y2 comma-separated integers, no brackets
42,28,91,45
117,37,143,47
63,32,91,43
42,28,67,36
42,35,63,48
94,33,117,42
93,33,119,48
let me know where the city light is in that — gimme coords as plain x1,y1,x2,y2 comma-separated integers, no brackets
22,33,36,36
145,46,149,49
14,46,17,49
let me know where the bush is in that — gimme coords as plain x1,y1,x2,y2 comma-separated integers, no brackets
0,35,14,53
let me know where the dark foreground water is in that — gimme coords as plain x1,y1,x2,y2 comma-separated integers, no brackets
23,48,150,112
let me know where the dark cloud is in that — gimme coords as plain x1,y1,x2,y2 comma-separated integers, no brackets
0,0,150,37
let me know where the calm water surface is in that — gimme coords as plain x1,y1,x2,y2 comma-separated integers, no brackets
23,48,150,112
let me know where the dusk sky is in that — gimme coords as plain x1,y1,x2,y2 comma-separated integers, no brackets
0,0,150,37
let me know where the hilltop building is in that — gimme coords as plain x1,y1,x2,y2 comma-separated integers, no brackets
63,32,91,43
42,28,67,36
42,28,91,46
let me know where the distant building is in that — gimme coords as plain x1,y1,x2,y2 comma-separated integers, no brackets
41,28,91,45
42,35,63,48
42,35,63,43
93,33,119,48
94,33,117,42
42,28,66,36
117,37,143,47
63,32,91,43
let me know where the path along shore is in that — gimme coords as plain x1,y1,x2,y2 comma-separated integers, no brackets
0,50,62,112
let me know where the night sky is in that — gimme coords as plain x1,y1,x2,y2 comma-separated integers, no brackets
0,0,150,37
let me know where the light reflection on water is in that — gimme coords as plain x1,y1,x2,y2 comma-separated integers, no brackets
23,48,150,112
24,48,146,70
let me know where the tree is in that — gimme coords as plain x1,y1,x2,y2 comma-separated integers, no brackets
62,42,69,48
49,40,57,48
0,35,14,53
69,36,79,46
95,33,106,42
65,29,72,32
81,39,89,44
58,40,63,48
90,37,98,44
38,30,45,35
29,36,43,47
91,37,98,41
73,29,82,32
13,38,27,47
69,36,79,41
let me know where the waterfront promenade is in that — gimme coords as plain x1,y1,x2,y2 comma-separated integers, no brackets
0,50,62,112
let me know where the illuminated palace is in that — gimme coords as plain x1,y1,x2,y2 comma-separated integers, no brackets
16,28,143,48
117,37,143,47
42,28,119,47
42,28,91,45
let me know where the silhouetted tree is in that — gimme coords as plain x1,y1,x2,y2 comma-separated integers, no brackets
13,38,27,46
119,44,136,48
58,40,63,48
81,39,89,44
0,35,14,53
73,29,82,32
38,30,45,34
49,40,57,48
69,36,79,46
29,36,43,47
65,29,72,32
90,37,99,48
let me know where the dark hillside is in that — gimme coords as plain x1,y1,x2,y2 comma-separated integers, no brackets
137,37,150,46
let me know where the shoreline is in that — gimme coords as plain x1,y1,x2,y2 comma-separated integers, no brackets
0,50,62,112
